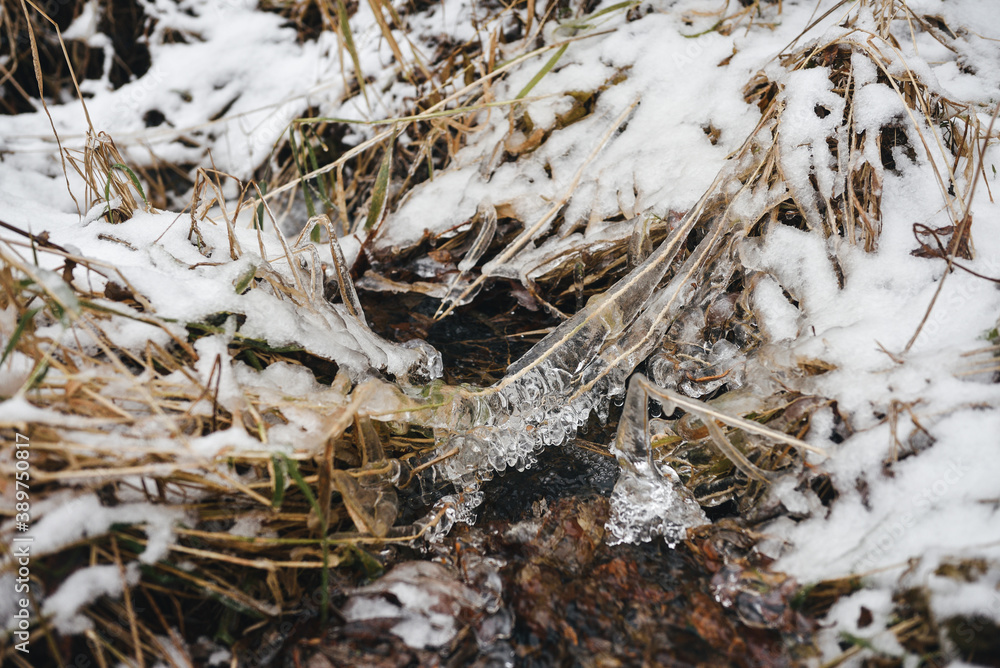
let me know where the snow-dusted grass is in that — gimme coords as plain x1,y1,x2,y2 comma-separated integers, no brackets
1,0,999,664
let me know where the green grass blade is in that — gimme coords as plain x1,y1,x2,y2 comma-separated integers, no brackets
516,43,568,100
242,349,263,372
682,20,723,38
336,0,368,106
111,163,148,205
586,0,640,21
1,307,40,367
288,129,317,218
363,133,395,231
559,0,640,30
23,357,49,392
271,455,286,509
253,182,267,230
302,131,333,242
104,174,114,221
279,453,330,624
303,127,334,210
233,263,257,294
280,454,319,514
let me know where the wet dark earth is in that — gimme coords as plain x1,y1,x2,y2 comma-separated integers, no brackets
262,288,817,667
275,446,815,667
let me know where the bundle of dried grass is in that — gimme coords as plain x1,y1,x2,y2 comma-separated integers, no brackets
2,0,997,665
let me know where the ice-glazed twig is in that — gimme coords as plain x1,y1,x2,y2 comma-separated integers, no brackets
407,159,753,530
365,107,808,541
436,98,641,321
305,214,367,323
604,373,709,546
605,372,825,545
655,385,825,456
483,159,732,396
434,204,497,318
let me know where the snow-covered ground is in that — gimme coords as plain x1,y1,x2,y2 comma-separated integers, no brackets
2,0,1000,663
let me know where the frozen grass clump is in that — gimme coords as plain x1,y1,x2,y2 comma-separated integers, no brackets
3,0,1000,665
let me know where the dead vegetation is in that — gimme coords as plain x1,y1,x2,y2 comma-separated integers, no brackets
1,0,998,665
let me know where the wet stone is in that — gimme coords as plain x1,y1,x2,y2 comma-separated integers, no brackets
291,494,807,667
490,496,793,667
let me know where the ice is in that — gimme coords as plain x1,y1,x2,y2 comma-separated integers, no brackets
426,178,745,536
2,0,1000,661
605,377,709,546
22,203,443,384
606,467,706,547
602,366,825,545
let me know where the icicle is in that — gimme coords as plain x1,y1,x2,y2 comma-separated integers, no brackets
435,204,497,317
418,160,772,535
605,374,709,546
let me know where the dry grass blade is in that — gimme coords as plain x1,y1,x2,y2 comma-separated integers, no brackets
334,0,368,106
16,0,91,214
6,1,998,665
258,32,610,207
903,101,1000,351
439,97,640,322
651,384,826,457
366,0,430,83
67,132,152,223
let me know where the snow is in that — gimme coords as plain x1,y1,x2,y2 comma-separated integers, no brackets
42,563,140,634
343,561,487,648
0,491,178,633
2,0,1000,663
815,588,907,661
2,493,182,564
752,276,802,342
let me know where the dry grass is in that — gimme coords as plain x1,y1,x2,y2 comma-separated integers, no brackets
1,0,998,664
641,0,997,549
0,230,451,662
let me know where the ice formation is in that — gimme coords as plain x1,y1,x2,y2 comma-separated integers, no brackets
416,169,745,544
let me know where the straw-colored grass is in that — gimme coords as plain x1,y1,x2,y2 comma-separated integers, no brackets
1,0,997,664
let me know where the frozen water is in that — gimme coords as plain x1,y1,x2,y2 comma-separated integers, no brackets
3,0,1000,661
426,179,740,538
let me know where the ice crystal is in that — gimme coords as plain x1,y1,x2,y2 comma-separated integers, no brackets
423,183,737,543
